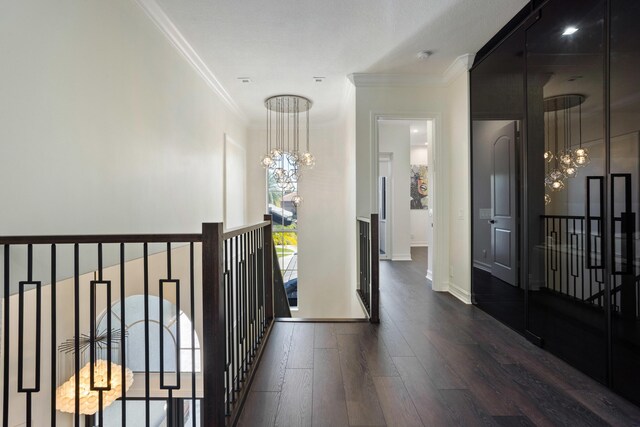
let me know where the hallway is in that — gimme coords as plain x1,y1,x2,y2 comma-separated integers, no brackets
238,248,640,426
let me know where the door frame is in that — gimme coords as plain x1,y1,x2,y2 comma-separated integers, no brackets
379,152,393,260
372,112,446,291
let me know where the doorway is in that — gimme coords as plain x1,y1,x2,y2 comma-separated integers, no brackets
376,119,434,271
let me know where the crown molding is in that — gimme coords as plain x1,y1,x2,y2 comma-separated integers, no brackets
442,53,475,84
349,53,476,88
348,73,444,88
134,0,247,122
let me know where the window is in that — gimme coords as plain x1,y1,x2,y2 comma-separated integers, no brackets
267,153,299,307
97,295,201,373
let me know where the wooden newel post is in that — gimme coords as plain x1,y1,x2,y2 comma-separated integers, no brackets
370,213,380,324
202,223,226,426
263,214,274,321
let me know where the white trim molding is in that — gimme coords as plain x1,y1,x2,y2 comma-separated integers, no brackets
448,282,472,304
411,242,428,247
349,54,476,88
391,254,413,261
349,73,444,87
134,0,247,122
442,54,476,84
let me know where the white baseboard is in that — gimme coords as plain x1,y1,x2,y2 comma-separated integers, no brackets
473,260,491,273
448,282,472,304
392,254,412,261
411,241,428,247
432,281,449,292
426,269,433,281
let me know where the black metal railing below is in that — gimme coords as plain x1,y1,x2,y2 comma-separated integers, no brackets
357,214,379,323
542,215,639,318
0,217,275,427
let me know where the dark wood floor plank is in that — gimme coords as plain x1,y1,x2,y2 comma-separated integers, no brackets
251,322,294,391
313,323,337,349
393,356,456,426
566,387,640,427
312,348,350,427
358,327,399,377
335,322,366,335
241,248,640,426
274,369,313,427
373,376,424,427
439,389,498,427
492,416,536,426
237,391,280,427
501,364,608,427
337,333,387,426
377,311,415,357
287,323,315,369
398,322,467,389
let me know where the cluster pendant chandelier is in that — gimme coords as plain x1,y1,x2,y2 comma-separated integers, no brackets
543,94,590,205
261,95,315,207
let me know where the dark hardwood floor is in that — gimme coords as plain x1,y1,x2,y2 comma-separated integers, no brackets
238,248,640,426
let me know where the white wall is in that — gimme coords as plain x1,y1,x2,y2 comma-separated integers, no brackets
354,84,450,293
246,82,362,318
410,145,430,247
0,0,248,238
379,122,411,261
447,72,472,303
353,59,473,302
224,134,247,229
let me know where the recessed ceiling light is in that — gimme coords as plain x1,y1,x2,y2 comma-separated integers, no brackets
237,77,252,83
417,50,433,60
562,26,578,36
412,129,419,133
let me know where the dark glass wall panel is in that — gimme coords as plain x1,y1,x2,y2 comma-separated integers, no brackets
471,28,526,333
609,0,640,405
525,0,608,383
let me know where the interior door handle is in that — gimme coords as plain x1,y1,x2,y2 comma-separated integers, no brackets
488,220,496,224
586,176,604,269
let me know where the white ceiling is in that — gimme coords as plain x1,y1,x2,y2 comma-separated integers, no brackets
154,0,528,125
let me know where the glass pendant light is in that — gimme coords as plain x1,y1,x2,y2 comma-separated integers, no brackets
263,95,314,205
544,151,554,162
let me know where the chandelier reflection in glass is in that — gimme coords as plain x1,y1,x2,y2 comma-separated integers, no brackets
261,95,314,206
543,94,588,205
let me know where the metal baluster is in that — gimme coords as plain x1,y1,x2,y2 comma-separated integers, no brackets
189,242,196,427
143,243,150,427
120,243,127,426
2,244,8,427
50,244,56,427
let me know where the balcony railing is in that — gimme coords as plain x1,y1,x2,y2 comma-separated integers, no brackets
542,215,639,317
0,217,276,426
357,214,379,323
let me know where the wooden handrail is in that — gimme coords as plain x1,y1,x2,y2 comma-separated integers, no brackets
0,220,273,245
223,220,270,240
0,233,202,245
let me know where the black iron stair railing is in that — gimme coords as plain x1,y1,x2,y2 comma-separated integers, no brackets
357,214,379,323
0,216,276,427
